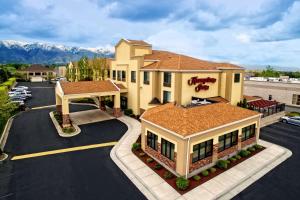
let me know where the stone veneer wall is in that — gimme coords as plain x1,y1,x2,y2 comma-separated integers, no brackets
189,155,212,173
217,145,239,159
62,114,71,127
144,143,176,170
241,136,256,148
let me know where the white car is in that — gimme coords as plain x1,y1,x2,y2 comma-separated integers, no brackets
281,116,300,126
10,100,24,106
15,86,29,90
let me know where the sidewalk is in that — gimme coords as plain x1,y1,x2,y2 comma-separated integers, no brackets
111,116,292,200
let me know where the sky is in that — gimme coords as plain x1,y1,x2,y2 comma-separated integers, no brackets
0,0,300,68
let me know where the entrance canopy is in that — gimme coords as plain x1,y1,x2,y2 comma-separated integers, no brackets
55,80,124,127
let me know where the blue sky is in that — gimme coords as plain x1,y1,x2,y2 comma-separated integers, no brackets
0,0,300,68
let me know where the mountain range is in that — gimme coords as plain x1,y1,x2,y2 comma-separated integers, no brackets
0,40,114,64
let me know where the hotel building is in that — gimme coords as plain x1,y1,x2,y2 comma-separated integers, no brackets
56,39,261,177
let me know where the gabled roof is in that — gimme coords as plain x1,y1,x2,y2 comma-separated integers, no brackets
141,103,260,138
126,39,151,46
18,64,55,72
142,50,242,71
59,80,119,95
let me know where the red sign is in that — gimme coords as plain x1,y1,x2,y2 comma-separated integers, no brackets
188,77,216,92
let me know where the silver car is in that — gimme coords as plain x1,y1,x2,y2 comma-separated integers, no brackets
281,116,300,126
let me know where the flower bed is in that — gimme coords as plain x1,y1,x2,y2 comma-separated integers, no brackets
50,111,80,137
132,137,265,194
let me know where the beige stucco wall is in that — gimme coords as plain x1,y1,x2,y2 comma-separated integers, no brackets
180,72,220,106
141,115,260,176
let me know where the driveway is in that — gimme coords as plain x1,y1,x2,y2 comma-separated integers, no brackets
16,82,55,108
234,122,300,200
0,105,146,200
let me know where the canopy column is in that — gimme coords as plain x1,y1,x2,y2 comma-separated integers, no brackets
62,97,71,127
56,94,62,113
113,93,121,118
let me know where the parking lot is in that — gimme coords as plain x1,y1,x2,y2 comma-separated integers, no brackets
0,82,146,200
234,122,300,200
15,82,55,108
1,82,300,200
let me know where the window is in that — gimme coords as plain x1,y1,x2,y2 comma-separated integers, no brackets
161,138,175,161
147,131,158,150
234,73,240,83
131,71,136,83
192,139,213,163
107,70,110,78
144,72,149,84
163,72,172,87
242,124,256,141
218,130,238,152
121,71,126,81
112,70,116,80
163,91,171,103
117,71,122,81
35,72,41,76
292,94,300,105
29,73,34,75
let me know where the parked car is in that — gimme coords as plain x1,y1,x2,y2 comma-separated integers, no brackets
10,99,25,106
10,95,27,101
281,116,300,126
14,86,29,90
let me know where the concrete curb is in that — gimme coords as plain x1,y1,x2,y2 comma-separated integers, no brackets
217,140,292,200
49,111,81,137
0,112,23,150
69,102,99,108
111,116,292,200
0,153,8,162
110,116,158,200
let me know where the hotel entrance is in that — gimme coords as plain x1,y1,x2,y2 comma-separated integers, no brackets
121,96,128,110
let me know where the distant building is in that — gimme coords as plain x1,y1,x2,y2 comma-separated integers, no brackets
17,64,56,82
55,66,67,77
244,80,300,112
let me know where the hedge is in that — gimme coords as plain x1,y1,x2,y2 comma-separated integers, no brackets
0,86,8,94
1,79,16,89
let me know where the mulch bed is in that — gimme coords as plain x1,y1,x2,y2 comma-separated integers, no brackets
132,137,265,194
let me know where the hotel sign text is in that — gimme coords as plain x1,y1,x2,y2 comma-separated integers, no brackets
187,77,216,92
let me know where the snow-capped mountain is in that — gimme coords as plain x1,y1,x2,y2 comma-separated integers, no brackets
0,40,114,64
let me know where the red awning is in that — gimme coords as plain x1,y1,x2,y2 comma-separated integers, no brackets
248,99,278,108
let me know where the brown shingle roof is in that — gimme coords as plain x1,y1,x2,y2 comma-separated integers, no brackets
115,83,127,90
207,96,229,103
141,103,260,137
18,64,55,72
60,80,119,95
243,95,262,102
143,50,242,71
126,39,151,46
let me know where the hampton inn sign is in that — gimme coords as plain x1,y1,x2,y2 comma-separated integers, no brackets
188,77,217,92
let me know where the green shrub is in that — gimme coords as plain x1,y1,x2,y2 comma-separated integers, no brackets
146,158,154,163
217,160,228,169
124,109,133,116
62,127,75,133
0,86,8,94
1,80,13,89
227,159,231,164
209,167,217,173
229,157,237,162
248,147,256,152
239,150,250,157
154,163,163,170
132,143,141,151
253,144,263,150
139,152,146,157
201,170,209,177
193,175,201,181
176,177,189,190
164,171,174,179
235,155,242,160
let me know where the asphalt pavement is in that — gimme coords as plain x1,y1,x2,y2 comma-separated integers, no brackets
0,106,145,200
234,122,300,200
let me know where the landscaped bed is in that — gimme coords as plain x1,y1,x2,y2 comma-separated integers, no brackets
50,111,80,137
132,137,265,194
